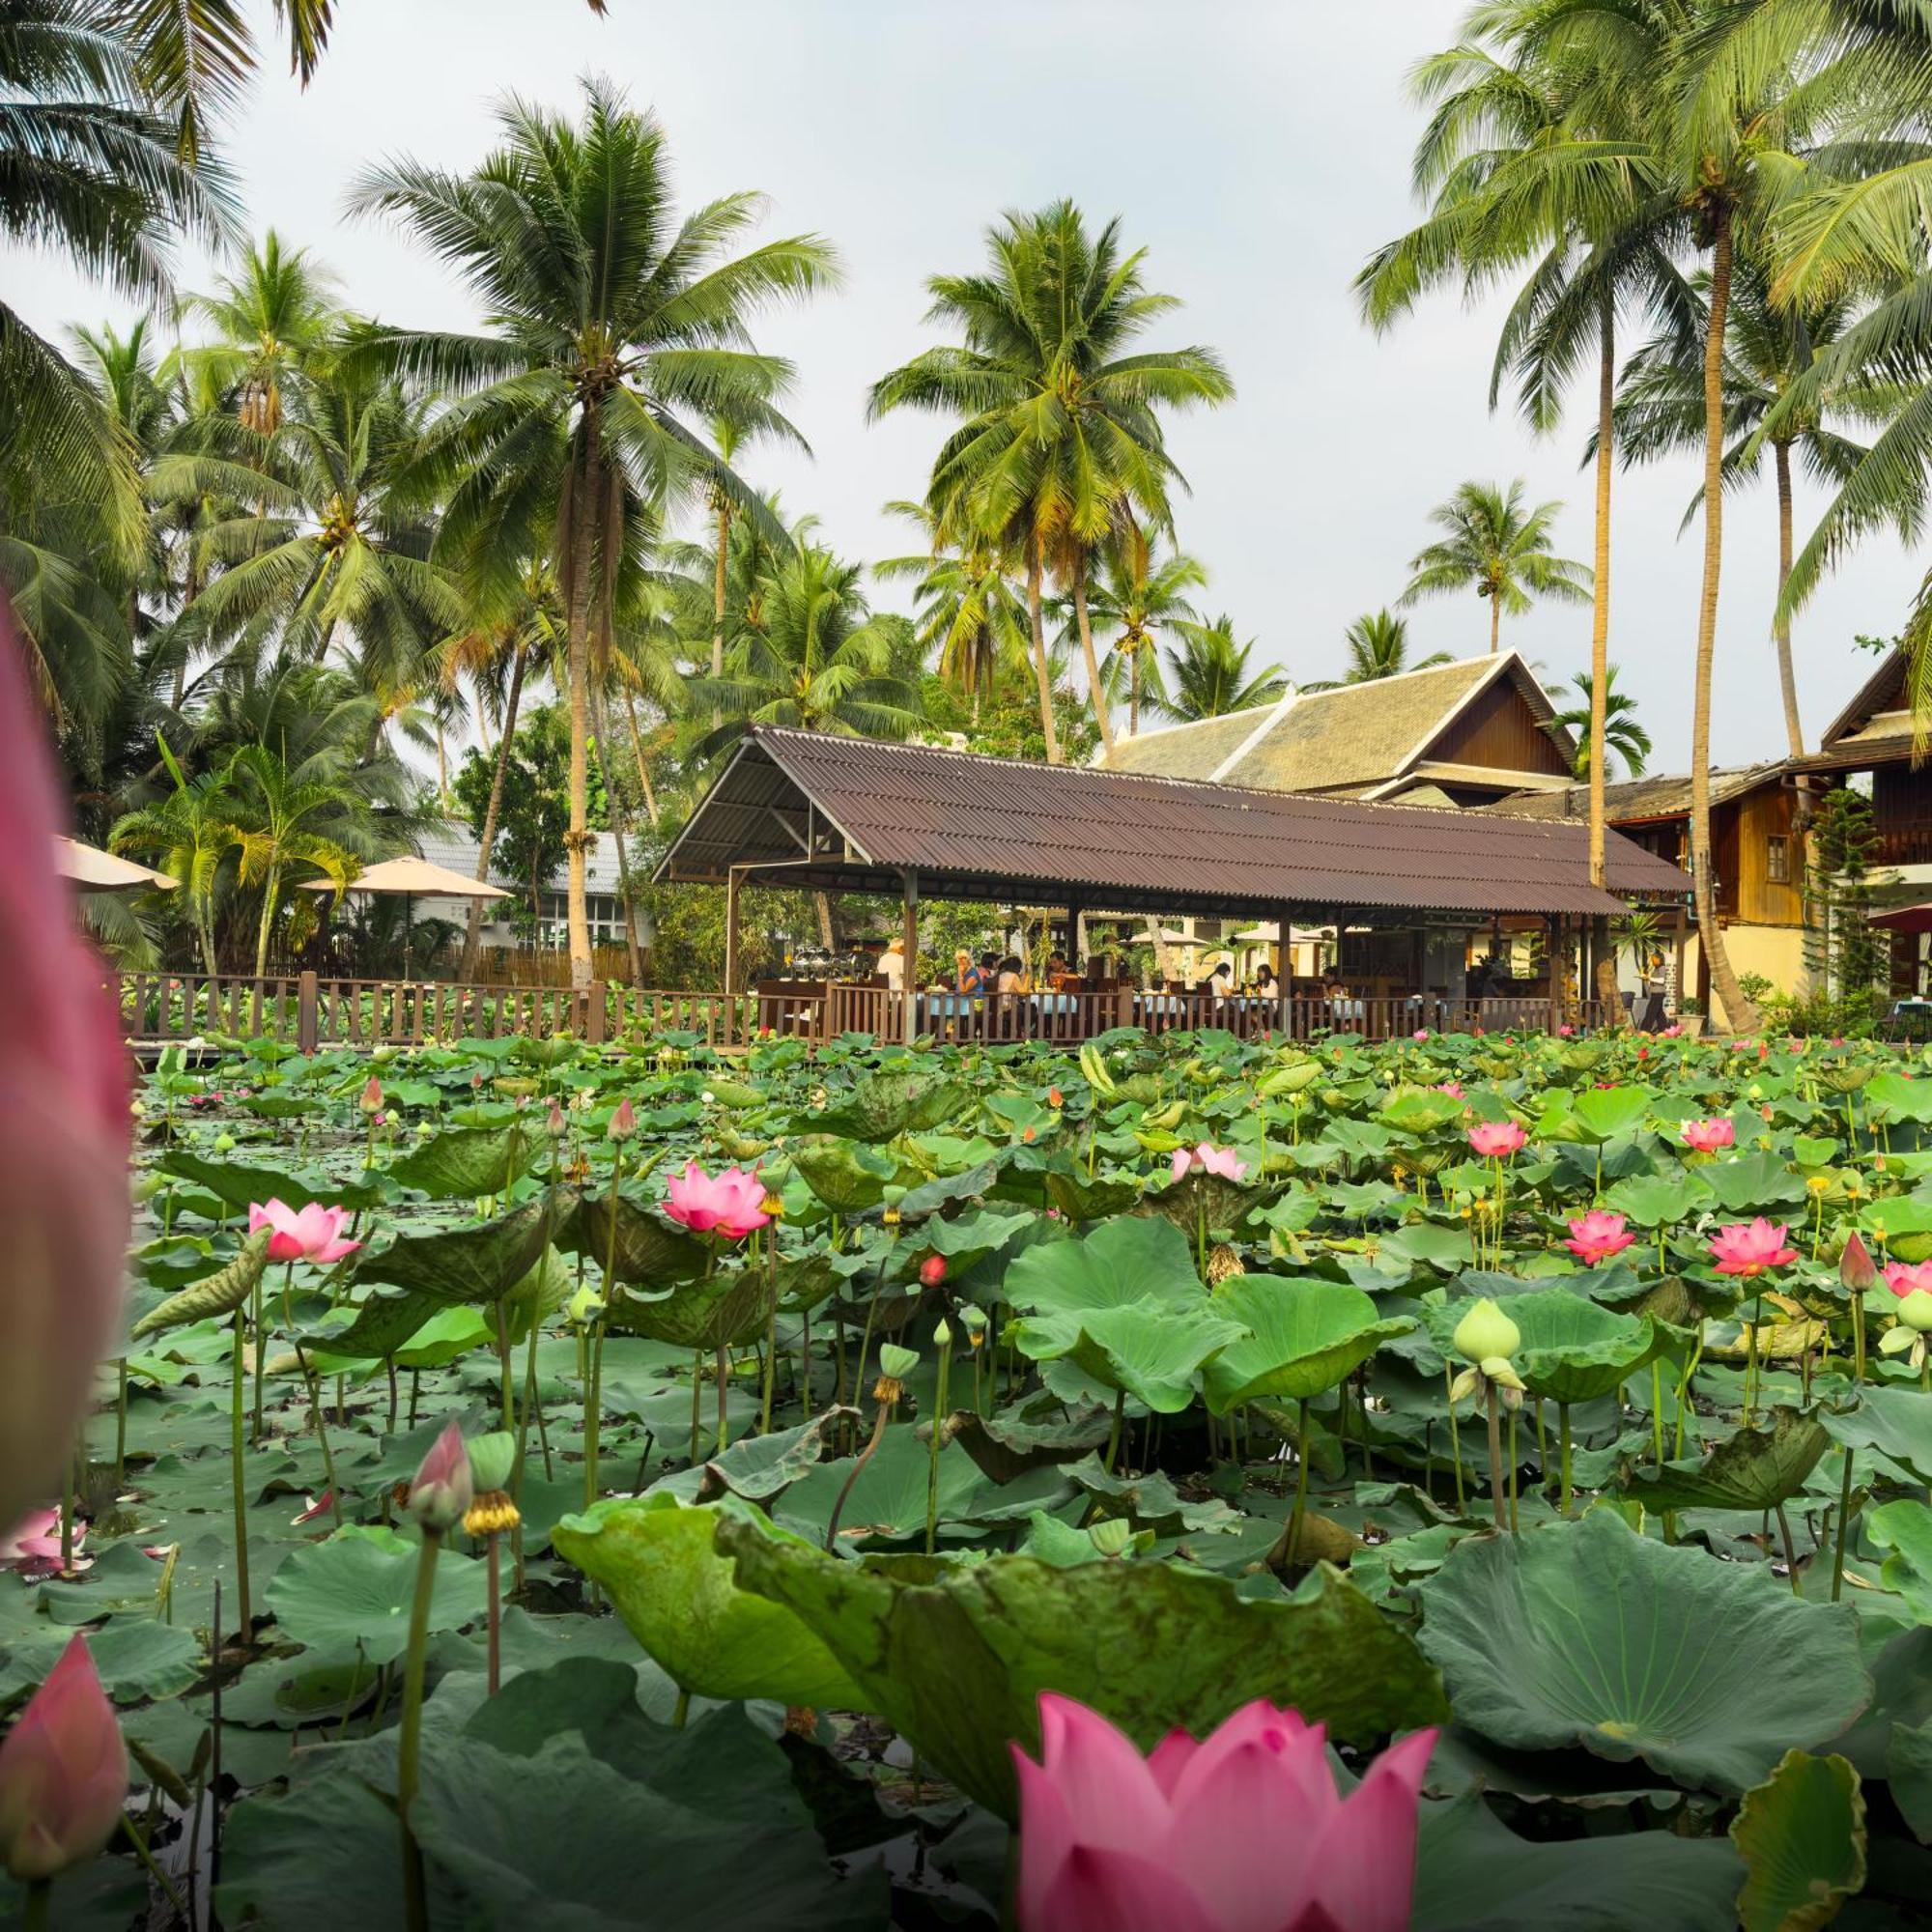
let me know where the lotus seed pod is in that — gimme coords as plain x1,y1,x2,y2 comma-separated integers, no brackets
1088,1518,1134,1558
465,1430,517,1493
1900,1289,1932,1334
878,1343,920,1380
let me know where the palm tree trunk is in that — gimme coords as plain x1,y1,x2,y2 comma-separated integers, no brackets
1073,554,1114,753
624,690,662,829
711,495,730,730
590,691,644,987
1026,536,1062,765
1773,440,1804,760
1690,204,1759,1035
461,648,525,980
563,430,598,991
254,870,279,979
435,720,448,801
1130,644,1142,737
1489,595,1500,656
473,685,493,759
1587,294,1613,895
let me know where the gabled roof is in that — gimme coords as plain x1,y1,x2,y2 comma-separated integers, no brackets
1102,653,1573,795
1820,649,1907,749
1793,647,1920,772
1481,765,1784,824
655,725,1690,919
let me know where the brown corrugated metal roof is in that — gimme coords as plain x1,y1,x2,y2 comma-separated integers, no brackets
657,727,1690,918
1483,765,1783,824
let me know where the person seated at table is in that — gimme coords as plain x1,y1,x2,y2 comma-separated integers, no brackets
955,949,987,996
879,936,905,992
1252,963,1276,998
1195,959,1234,1002
1045,951,1078,991
996,955,1031,995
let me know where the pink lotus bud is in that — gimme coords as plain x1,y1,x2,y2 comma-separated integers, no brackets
608,1096,637,1142
1840,1231,1877,1293
920,1255,947,1288
0,1634,128,1880
407,1421,473,1534
0,626,131,1532
546,1098,567,1138
359,1075,384,1116
1013,1691,1435,1932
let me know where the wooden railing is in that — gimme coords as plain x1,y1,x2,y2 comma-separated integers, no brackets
1874,820,1932,870
119,972,753,1053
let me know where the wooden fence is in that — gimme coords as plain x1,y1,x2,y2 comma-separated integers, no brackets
117,970,1611,1055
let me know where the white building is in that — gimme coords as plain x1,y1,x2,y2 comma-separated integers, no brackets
412,821,652,953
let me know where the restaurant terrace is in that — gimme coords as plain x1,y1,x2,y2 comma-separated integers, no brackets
655,725,1694,1045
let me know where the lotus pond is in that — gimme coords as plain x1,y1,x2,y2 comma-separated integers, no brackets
12,1023,1932,1928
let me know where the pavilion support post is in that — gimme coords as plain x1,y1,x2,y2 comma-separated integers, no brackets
1671,901,1690,1022
297,971,319,1055
900,868,921,1045
1277,910,1293,1036
1547,916,1564,1036
723,867,742,1049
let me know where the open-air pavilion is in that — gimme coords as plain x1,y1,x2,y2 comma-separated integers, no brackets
656,726,1694,1045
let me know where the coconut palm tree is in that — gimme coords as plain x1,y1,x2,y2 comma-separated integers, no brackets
1551,666,1652,781
184,232,340,436
876,499,1031,726
1084,530,1205,735
691,539,923,752
869,200,1233,761
1160,616,1286,722
1598,257,1901,760
223,744,359,976
1401,479,1590,654
1329,609,1453,687
1359,6,1692,900
349,79,838,987
109,741,235,973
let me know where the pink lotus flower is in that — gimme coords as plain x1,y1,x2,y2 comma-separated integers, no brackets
290,1492,334,1525
0,625,131,1535
665,1162,771,1240
1883,1260,1932,1298
407,1419,473,1534
1565,1209,1636,1267
1467,1121,1526,1158
1557,1024,1574,1037
1013,1691,1435,1932
1411,1028,1430,1041
1709,1218,1799,1278
920,1255,947,1288
247,1198,360,1264
1681,1118,1735,1153
0,1633,127,1881
1662,1023,1683,1037
1170,1143,1248,1184
1436,1081,1464,1100
0,1510,85,1577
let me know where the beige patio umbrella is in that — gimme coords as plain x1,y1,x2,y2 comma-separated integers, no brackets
300,855,509,976
55,836,177,892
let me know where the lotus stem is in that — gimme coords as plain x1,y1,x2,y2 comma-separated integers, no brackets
1745,1290,1764,1423
825,1392,893,1552
486,1532,501,1694
1444,1362,1464,1512
1104,1387,1125,1476
760,1245,780,1435
1851,1290,1866,1384
1508,1408,1520,1533
1651,1361,1665,1466
59,1430,74,1574
20,1879,48,1932
926,1330,952,1555
1675,1322,1704,1458
1487,1387,1508,1531
583,1312,606,1508
1558,1403,1573,1517
1832,1445,1856,1603
689,1349,704,1466
291,1339,342,1526
1775,1503,1801,1596
252,1270,270,1445
230,1308,252,1639
114,1357,128,1486
715,1345,730,1453
1280,1397,1313,1570
396,1526,441,1932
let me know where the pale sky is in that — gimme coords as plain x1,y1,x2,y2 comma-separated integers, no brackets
13,0,1916,770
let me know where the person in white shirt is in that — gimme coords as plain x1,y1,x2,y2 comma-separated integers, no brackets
879,938,905,991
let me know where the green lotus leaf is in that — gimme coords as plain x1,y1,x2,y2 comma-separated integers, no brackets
1417,1511,1870,1791
552,1494,865,1706
1696,1151,1810,1213
1886,1717,1932,1844
388,1121,540,1199
793,1072,968,1142
1005,1211,1204,1315
719,1519,1448,1818
1566,1085,1656,1144
1603,1174,1705,1228
1201,1274,1414,1411
1867,1498,1932,1621
265,1525,491,1666
1629,1406,1832,1512
790,1140,898,1212
1491,1289,1667,1406
1042,1169,1143,1222
1729,1750,1865,1932
567,1188,709,1287
130,1229,270,1338
775,1424,991,1547
1009,1295,1246,1412
353,1198,554,1305
609,1267,774,1351
158,1149,379,1214
1865,1070,1932,1122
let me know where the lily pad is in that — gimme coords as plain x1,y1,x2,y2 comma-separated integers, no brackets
1201,1273,1413,1411
265,1524,492,1665
1417,1511,1870,1792
720,1518,1448,1818
1629,1407,1832,1513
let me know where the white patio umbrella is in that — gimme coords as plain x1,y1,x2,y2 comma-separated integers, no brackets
300,855,509,977
55,836,177,892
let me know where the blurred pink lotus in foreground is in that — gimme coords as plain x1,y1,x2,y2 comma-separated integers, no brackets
1565,1209,1636,1267
0,1634,127,1881
1710,1219,1798,1278
1466,1121,1526,1158
0,626,131,1534
1681,1118,1735,1153
0,1511,86,1577
1883,1260,1932,1298
247,1198,360,1264
1013,1692,1435,1932
1170,1144,1247,1184
665,1161,771,1239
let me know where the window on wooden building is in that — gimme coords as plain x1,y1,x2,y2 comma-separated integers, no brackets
1767,834,1790,884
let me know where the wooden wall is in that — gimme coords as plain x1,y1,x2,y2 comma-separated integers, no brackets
1729,787,1806,927
1431,676,1574,778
